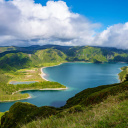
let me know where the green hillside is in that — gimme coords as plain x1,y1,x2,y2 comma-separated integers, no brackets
66,46,107,62
0,45,128,127
0,52,32,71
0,46,16,53
22,90,128,128
64,46,128,63
1,81,128,128
0,48,67,71
0,72,66,102
119,66,128,82
0,45,128,71
34,48,67,63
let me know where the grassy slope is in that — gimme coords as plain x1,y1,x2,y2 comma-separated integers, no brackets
119,66,128,82
74,46,107,62
1,46,128,127
35,48,67,63
0,72,30,101
1,81,128,128
22,90,128,128
66,46,128,62
0,48,67,102
0,46,128,71
6,68,44,83
0,52,32,71
0,48,67,71
0,112,4,126
0,46,16,53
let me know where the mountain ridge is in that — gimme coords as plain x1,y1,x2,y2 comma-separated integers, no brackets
0,45,128,71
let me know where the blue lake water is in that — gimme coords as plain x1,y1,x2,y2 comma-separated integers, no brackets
0,62,127,112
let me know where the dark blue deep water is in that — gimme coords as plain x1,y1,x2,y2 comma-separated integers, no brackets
0,62,127,112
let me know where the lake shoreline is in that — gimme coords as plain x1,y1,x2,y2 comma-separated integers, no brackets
2,62,126,103
40,61,95,81
0,86,68,103
0,95,32,103
0,63,67,103
40,63,63,81
0,62,127,112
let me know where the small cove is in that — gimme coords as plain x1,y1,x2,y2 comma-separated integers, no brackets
0,62,127,112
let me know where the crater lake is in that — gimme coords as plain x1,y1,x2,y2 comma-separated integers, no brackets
0,62,127,112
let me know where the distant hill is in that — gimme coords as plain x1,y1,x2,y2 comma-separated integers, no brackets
0,45,128,71
0,46,16,53
0,52,31,71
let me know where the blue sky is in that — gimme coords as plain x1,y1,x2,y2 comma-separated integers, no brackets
35,0,128,28
1,0,128,48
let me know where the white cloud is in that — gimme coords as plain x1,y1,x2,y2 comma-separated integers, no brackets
0,0,100,46
94,22,128,49
0,0,128,49
0,0,4,2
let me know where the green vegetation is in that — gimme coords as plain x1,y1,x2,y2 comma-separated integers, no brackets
0,52,31,71
0,81,66,102
0,72,30,101
0,46,68,103
0,47,67,102
67,46,107,62
6,68,44,83
0,45,128,72
35,49,67,63
1,45,128,127
66,46,128,63
0,94,30,102
0,69,65,102
22,91,128,128
1,102,58,128
0,112,4,125
0,46,16,53
64,81,128,108
1,81,128,128
119,66,128,82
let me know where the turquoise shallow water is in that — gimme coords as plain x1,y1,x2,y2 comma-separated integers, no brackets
0,62,127,112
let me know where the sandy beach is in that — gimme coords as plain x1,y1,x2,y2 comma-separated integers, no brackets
5,63,68,102
40,63,63,81
40,62,92,81
40,67,49,81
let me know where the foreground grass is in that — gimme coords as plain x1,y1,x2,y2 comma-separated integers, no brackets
1,81,128,128
22,91,128,128
0,112,4,124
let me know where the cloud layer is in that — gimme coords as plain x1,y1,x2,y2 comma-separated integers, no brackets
0,0,128,49
94,23,128,49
